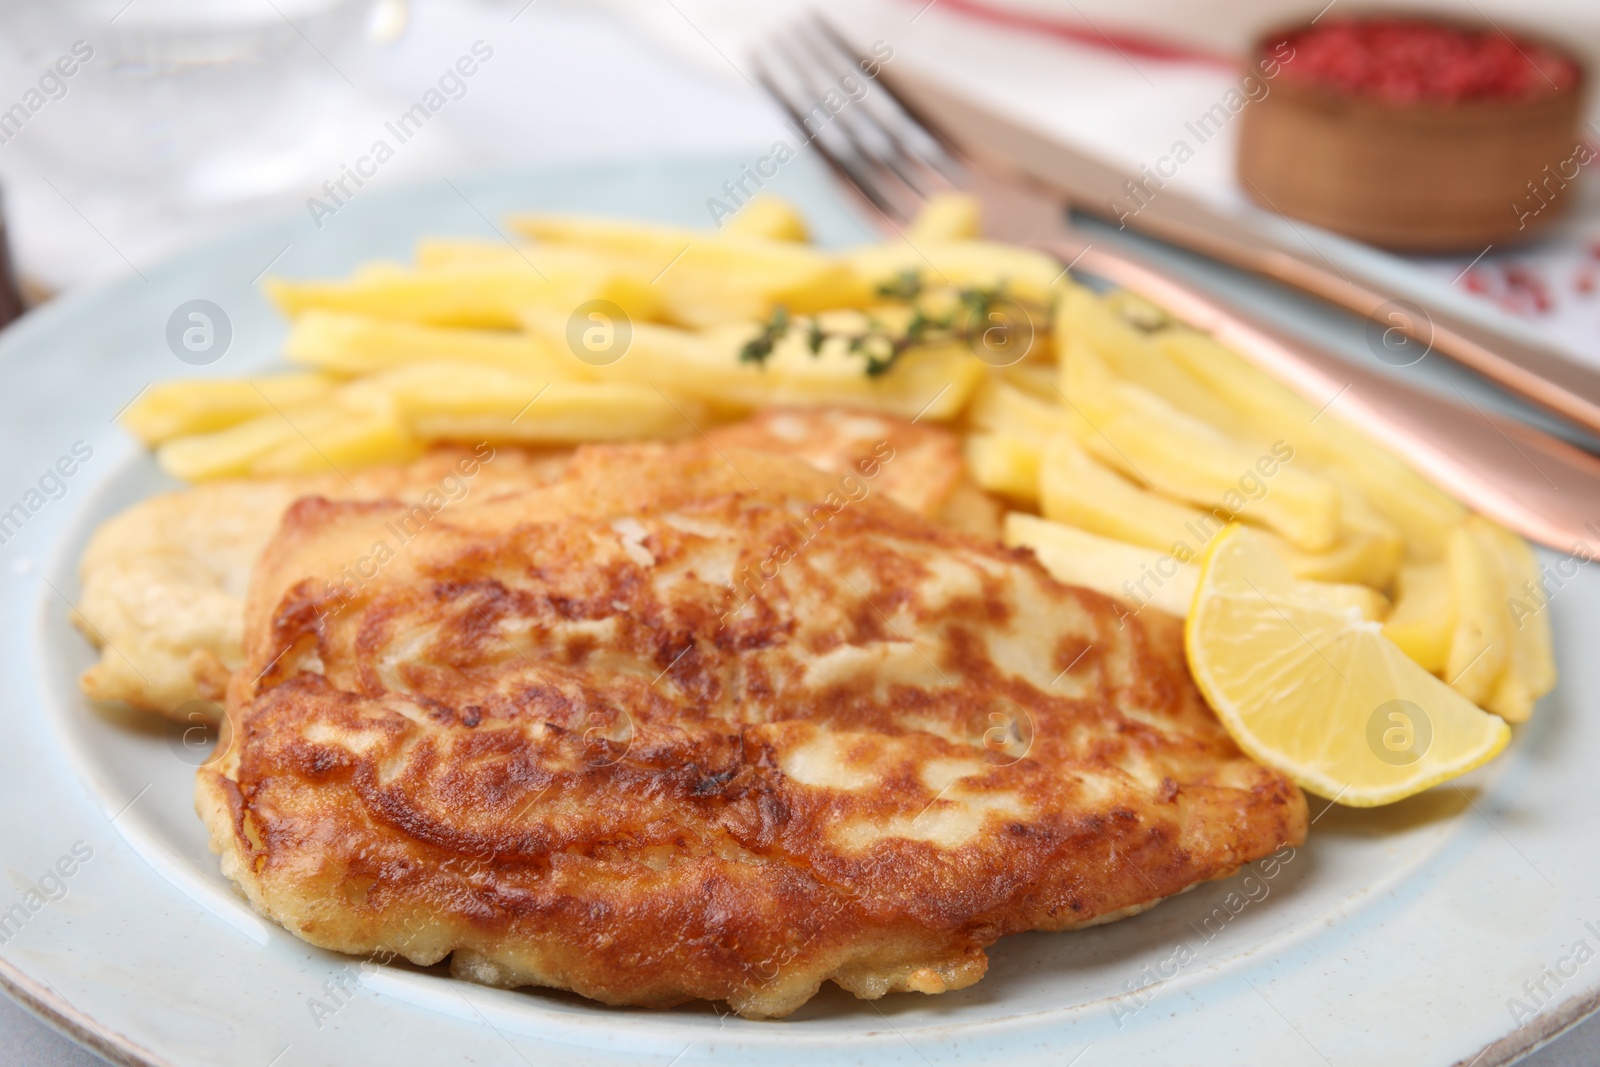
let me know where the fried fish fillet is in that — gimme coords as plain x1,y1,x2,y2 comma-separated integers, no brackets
705,407,961,517
75,412,993,719
198,439,1306,1018
704,406,1003,539
73,446,568,719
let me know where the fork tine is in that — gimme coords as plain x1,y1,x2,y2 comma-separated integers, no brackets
751,57,902,221
752,35,923,225
788,22,943,204
808,16,967,186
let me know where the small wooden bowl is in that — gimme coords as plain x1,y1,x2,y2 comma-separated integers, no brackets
1236,15,1587,253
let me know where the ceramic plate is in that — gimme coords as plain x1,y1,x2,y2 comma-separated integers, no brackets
1,156,1595,1067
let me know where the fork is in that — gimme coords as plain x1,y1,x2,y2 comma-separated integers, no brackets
752,18,1600,552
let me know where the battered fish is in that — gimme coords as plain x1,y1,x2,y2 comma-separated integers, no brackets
704,406,1003,540
75,412,994,719
73,445,567,719
198,439,1305,1018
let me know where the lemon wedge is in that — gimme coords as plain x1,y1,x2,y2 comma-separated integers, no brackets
1185,525,1511,807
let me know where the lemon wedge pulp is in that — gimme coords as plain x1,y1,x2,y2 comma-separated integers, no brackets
1185,525,1511,807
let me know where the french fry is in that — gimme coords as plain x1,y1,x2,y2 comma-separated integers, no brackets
965,433,1041,502
1444,519,1511,704
1039,434,1213,552
1005,511,1197,616
508,213,707,260
1382,562,1455,674
1275,526,1403,589
965,377,1065,445
1306,426,1463,565
251,405,420,476
1480,522,1556,723
696,315,984,420
515,216,854,314
265,265,664,330
1157,328,1464,560
1057,287,1238,428
331,359,696,444
121,374,335,446
523,308,983,422
1024,423,1384,586
156,409,309,480
400,383,694,441
1001,363,1059,401
1273,480,1404,589
1330,481,1404,588
508,214,858,326
907,192,981,243
1313,582,1390,623
154,397,419,481
1007,511,1386,622
1061,303,1410,581
845,240,1064,307
1062,340,1341,552
651,244,859,327
284,311,579,379
1065,292,1459,563
722,195,810,242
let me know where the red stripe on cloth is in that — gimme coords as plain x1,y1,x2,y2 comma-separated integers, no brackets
921,0,1237,69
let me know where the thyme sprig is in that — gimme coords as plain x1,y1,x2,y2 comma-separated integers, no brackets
738,270,1049,378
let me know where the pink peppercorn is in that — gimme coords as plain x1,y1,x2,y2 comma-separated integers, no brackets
1269,17,1579,104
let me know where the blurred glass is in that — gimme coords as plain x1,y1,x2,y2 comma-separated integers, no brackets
0,0,406,207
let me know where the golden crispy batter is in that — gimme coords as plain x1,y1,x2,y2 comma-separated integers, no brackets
704,406,1003,540
198,439,1305,1018
74,446,567,719
705,407,961,516
74,412,985,720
